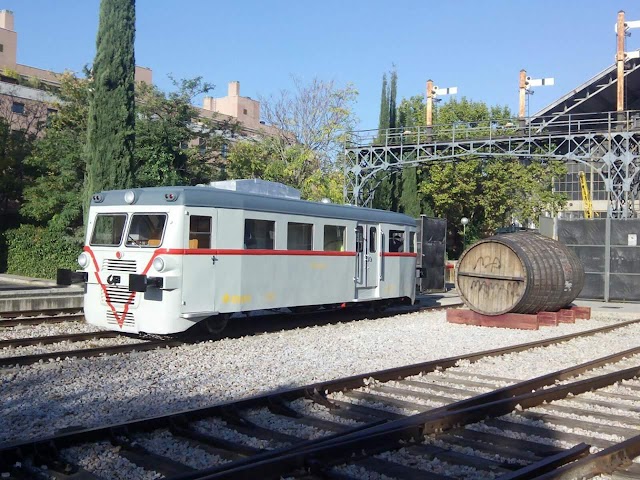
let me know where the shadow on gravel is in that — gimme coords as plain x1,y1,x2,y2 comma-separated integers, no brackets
176,302,428,344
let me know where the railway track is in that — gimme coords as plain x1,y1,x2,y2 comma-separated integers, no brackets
3,318,640,479
0,332,184,367
0,310,84,327
0,302,462,368
0,296,460,327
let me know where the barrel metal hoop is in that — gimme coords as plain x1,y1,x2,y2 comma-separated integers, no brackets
457,271,525,282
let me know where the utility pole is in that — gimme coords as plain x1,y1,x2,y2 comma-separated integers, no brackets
617,10,626,118
518,70,527,127
425,79,435,130
518,70,554,127
615,10,640,123
425,80,457,139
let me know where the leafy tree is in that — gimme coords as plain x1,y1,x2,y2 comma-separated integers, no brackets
226,137,344,202
4,74,90,276
225,139,271,181
411,97,566,256
0,121,35,227
21,73,89,235
397,95,425,129
226,76,357,205
85,0,136,217
260,76,357,167
0,86,51,226
301,167,344,203
134,77,237,187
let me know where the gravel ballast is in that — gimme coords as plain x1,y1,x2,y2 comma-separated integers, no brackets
1,309,639,448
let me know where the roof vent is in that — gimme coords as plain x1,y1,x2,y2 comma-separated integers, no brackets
209,179,300,199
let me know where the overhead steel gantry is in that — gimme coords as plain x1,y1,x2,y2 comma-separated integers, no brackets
343,110,640,219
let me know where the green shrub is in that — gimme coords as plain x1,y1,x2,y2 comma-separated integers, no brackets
6,225,82,279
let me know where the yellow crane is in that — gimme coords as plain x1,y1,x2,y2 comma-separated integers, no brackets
578,171,594,219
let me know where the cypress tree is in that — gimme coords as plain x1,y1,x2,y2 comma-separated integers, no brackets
377,73,389,138
400,166,420,217
389,69,397,129
85,0,136,218
374,73,392,209
388,68,399,211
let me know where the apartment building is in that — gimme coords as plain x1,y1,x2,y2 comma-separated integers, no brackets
0,9,275,139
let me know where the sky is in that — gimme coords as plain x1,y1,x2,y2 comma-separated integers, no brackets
4,0,640,131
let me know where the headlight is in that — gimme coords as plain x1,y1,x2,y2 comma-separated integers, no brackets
77,252,89,269
152,256,166,272
124,190,136,204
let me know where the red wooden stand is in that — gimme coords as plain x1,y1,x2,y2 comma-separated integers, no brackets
447,305,591,330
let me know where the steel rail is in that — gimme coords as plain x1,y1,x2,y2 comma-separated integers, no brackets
0,331,121,349
0,339,184,368
533,434,640,479
180,358,640,479
0,302,460,368
0,312,84,327
2,317,640,472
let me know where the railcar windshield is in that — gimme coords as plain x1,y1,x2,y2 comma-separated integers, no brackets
90,214,127,246
126,213,167,247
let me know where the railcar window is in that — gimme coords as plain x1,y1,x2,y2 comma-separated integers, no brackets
324,225,345,251
126,214,167,247
355,226,364,253
369,227,377,253
90,214,127,246
389,230,405,253
189,216,211,249
245,219,275,249
409,232,416,253
287,222,313,250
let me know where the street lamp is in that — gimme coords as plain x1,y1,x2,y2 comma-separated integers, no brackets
461,217,469,251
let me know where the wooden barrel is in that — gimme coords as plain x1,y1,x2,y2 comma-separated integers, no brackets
455,232,584,315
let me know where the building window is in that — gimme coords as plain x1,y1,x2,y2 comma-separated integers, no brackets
46,108,58,127
0,44,4,53
554,162,607,202
198,137,206,155
244,219,274,249
288,222,313,250
243,108,248,115
11,102,25,115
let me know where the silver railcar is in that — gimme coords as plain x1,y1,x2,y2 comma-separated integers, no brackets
61,182,417,334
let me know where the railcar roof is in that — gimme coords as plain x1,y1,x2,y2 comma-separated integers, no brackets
92,187,417,226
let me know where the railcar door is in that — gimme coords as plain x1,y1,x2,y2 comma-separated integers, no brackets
355,224,380,294
181,209,217,315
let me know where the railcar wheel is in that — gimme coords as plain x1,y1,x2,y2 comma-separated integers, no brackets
371,300,389,313
201,314,230,335
289,306,320,314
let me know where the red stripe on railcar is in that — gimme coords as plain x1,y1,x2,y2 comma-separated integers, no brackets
156,248,357,256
